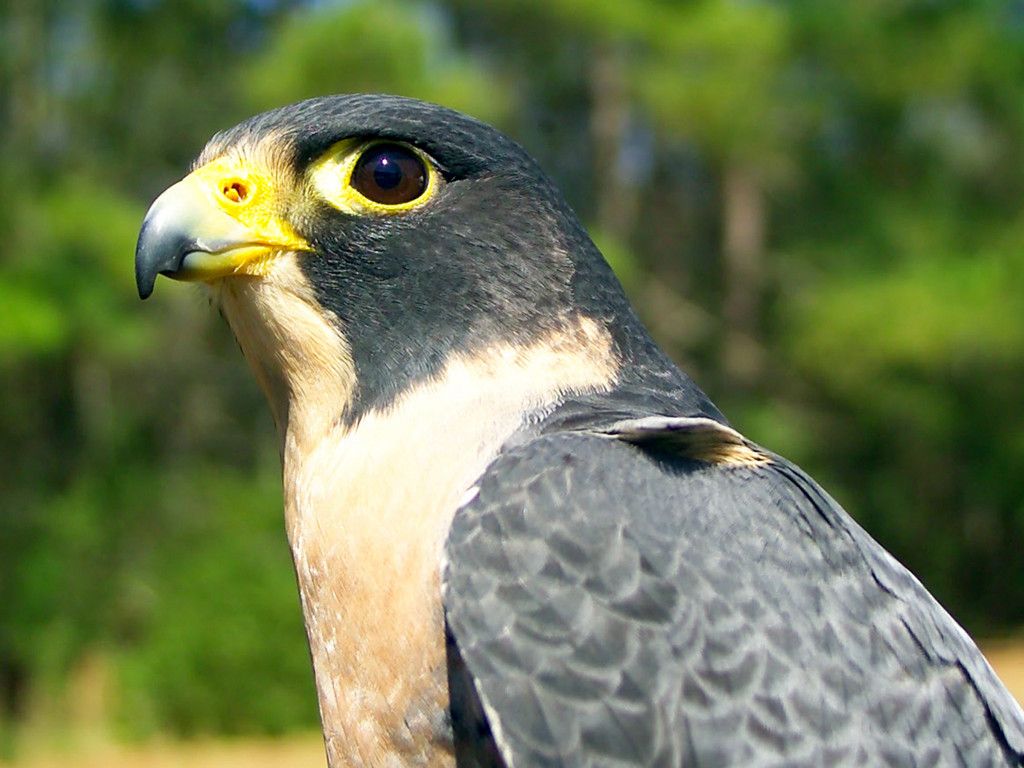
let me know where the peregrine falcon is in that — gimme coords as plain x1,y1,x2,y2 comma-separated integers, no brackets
135,95,1024,767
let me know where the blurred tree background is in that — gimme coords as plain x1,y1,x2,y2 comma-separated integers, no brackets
2,0,1024,755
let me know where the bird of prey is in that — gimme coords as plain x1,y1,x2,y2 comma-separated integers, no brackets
135,95,1024,767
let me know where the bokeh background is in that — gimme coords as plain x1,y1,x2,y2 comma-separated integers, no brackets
3,0,1024,763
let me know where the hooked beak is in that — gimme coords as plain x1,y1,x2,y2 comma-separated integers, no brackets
134,163,309,299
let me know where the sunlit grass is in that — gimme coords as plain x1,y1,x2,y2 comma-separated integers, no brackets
1,734,326,768
983,639,1024,709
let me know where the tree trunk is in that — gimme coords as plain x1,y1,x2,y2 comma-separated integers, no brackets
589,42,637,243
721,161,766,388
4,0,50,161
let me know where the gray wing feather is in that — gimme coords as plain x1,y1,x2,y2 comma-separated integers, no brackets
443,432,1024,767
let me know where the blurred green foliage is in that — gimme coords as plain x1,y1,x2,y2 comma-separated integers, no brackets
2,0,1024,750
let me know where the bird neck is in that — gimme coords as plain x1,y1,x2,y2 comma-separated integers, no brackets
214,254,358,456
275,314,619,767
214,262,622,766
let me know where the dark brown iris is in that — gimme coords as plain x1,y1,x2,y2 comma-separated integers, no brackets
351,143,428,205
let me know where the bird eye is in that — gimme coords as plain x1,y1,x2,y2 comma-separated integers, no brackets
350,143,428,206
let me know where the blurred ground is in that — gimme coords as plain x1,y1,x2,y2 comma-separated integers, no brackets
2,642,1022,768
0,734,326,768
984,640,1024,709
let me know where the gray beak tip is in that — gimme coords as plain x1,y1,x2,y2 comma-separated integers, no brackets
134,216,165,300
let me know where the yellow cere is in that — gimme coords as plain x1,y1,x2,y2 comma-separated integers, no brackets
308,138,440,215
171,156,311,280
192,157,307,249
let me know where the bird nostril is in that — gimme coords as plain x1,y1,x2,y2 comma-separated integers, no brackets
221,179,250,204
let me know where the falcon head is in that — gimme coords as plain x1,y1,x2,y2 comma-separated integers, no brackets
136,95,718,444
139,97,650,428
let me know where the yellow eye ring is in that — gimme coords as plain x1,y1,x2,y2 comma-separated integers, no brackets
309,139,440,215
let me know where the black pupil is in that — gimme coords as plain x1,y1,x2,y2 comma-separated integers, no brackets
352,144,427,205
373,156,403,189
